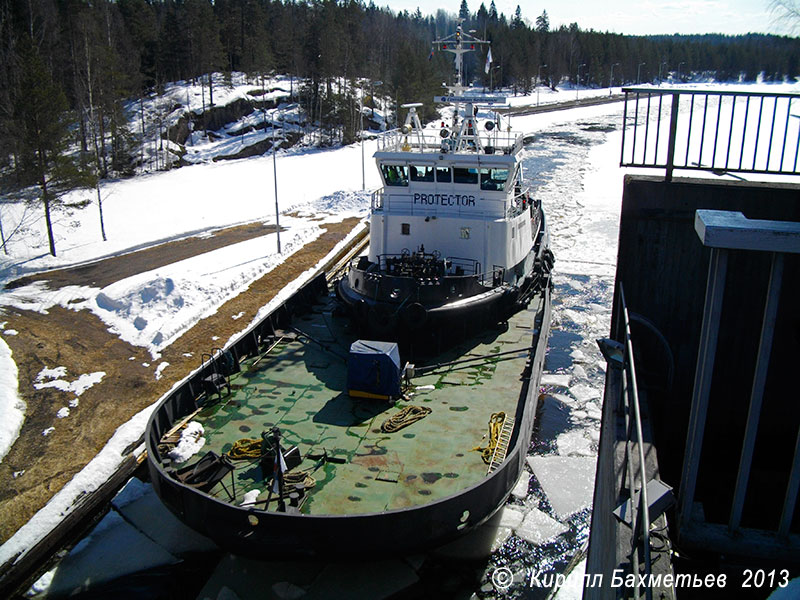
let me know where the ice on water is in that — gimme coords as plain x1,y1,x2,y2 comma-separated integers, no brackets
527,456,597,520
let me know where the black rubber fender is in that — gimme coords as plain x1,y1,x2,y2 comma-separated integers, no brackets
401,302,428,330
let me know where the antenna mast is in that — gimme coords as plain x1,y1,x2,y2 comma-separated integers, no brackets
432,20,490,95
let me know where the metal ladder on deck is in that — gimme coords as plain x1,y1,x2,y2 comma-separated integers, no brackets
487,415,515,474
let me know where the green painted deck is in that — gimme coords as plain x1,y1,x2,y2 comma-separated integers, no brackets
178,296,539,516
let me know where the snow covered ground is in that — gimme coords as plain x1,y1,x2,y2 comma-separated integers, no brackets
1,78,798,596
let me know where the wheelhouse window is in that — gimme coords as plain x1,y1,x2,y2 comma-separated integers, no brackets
410,165,435,182
453,167,478,184
381,164,409,186
401,223,410,235
436,167,451,182
480,168,509,191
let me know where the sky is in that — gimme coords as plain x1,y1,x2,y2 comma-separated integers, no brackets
384,0,786,36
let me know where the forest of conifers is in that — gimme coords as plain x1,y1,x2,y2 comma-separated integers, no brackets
1,0,799,190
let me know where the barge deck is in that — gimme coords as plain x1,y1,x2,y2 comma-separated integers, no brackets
160,289,546,518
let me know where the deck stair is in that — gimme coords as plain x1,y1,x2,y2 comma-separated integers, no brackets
487,415,515,474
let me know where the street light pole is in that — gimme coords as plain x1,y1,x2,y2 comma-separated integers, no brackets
637,62,646,85
678,61,685,83
610,62,619,94
272,108,281,254
537,64,547,106
576,63,586,100
659,60,667,85
360,87,365,192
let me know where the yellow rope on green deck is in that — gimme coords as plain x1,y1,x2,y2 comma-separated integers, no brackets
227,438,263,460
227,438,317,490
472,412,506,464
380,405,432,433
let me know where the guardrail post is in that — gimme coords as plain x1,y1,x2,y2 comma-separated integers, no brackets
665,93,680,182
729,252,784,532
678,245,728,531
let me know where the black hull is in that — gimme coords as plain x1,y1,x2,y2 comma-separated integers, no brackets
145,272,551,558
336,233,553,342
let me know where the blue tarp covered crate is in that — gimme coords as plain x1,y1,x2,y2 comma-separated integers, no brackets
347,340,401,400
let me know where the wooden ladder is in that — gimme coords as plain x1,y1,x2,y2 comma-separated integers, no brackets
488,415,516,474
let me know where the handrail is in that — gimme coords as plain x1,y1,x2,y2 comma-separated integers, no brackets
376,125,524,155
620,87,800,181
613,283,653,600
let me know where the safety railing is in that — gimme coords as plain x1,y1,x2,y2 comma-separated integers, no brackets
620,87,800,181
608,283,654,600
376,125,523,155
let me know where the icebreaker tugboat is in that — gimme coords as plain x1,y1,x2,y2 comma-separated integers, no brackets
145,22,554,560
337,25,553,338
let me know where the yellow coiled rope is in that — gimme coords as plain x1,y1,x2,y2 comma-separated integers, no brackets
227,438,263,460
472,412,506,465
381,405,433,433
227,438,316,490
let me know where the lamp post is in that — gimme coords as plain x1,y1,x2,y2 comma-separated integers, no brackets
272,108,282,254
576,63,586,100
490,64,500,92
658,60,668,85
678,61,685,83
537,64,547,106
360,86,365,191
610,62,619,94
637,62,646,85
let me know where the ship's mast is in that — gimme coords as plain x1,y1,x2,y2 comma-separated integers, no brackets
431,22,503,154
432,20,490,96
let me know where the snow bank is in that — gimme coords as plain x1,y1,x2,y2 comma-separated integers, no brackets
0,335,23,464
0,401,155,568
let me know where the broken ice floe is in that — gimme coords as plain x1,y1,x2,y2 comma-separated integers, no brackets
511,472,531,500
568,383,601,403
527,455,597,520
515,507,569,545
556,431,595,456
541,373,571,388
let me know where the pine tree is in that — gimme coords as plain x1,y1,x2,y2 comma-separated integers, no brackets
15,42,91,256
459,0,470,22
512,6,523,29
488,1,498,22
536,10,549,33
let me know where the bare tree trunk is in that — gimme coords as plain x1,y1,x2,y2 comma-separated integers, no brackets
38,153,56,257
84,29,107,241
0,212,7,256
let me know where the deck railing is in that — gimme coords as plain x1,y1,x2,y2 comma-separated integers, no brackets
620,87,800,181
376,125,524,155
602,283,655,600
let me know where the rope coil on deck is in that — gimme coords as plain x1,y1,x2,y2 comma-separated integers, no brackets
472,411,506,464
227,438,263,460
381,405,432,433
